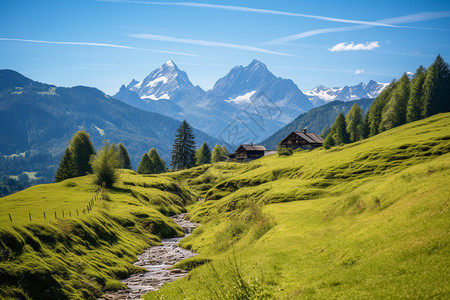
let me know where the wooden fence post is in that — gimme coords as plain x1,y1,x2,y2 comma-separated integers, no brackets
69,211,71,217
76,209,79,216
55,211,57,219
29,212,31,221
62,211,65,218
43,211,46,220
9,213,12,223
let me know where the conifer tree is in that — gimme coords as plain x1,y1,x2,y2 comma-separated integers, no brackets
137,153,152,174
320,126,331,138
422,54,450,117
330,113,349,145
91,142,119,188
195,142,211,166
345,103,364,143
211,145,224,163
70,131,96,176
54,147,77,182
148,148,167,173
118,143,132,169
361,115,370,139
171,120,196,170
380,74,410,132
323,134,335,149
367,80,397,136
221,146,228,156
407,65,427,122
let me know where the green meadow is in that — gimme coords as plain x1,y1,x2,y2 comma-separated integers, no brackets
1,113,449,299
0,171,190,299
147,113,450,299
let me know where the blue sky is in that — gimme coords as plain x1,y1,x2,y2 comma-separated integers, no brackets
1,0,450,95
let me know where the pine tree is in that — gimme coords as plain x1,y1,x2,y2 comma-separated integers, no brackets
422,54,450,117
171,120,196,170
211,145,224,163
148,148,167,173
70,131,96,176
361,115,370,139
221,146,228,156
195,142,212,166
407,65,427,122
331,113,349,145
54,147,77,182
320,126,331,138
323,134,335,149
91,142,119,188
137,153,152,174
380,74,410,132
345,103,364,143
117,143,132,169
367,80,397,136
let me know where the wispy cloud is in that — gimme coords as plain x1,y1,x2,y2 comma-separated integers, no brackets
0,37,198,57
98,0,403,27
329,41,380,52
355,69,365,74
128,33,295,56
267,11,450,44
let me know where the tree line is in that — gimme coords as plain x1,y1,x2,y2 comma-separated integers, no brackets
324,54,450,148
55,120,228,188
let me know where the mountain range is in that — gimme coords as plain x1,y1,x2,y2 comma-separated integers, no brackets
305,80,388,107
114,60,387,145
0,70,228,192
114,60,314,146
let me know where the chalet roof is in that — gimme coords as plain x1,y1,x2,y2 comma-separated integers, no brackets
237,144,267,151
283,131,324,144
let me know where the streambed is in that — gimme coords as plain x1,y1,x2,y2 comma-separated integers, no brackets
101,213,198,299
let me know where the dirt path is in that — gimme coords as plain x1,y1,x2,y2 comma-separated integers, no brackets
101,213,198,299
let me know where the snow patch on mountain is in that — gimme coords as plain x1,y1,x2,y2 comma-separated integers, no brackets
94,126,105,136
142,93,170,101
226,90,256,104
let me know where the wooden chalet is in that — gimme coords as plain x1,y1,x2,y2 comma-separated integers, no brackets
280,129,324,150
226,144,267,162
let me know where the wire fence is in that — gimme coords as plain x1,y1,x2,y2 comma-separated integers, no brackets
5,185,107,224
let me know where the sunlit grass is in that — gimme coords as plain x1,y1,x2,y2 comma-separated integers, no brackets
0,169,188,299
145,113,450,299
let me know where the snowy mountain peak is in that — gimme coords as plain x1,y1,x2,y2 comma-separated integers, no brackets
248,59,267,71
125,60,204,102
164,59,175,67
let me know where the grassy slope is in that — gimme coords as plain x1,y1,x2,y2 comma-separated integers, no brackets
147,113,450,299
0,170,191,299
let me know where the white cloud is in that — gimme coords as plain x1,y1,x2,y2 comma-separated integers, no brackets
0,37,198,57
329,41,380,52
355,69,365,74
129,33,295,56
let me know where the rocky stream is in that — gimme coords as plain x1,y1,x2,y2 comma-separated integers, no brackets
101,213,198,299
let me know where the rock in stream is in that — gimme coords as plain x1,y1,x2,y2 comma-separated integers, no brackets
100,213,198,299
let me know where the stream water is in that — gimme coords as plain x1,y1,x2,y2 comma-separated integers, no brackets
101,213,198,299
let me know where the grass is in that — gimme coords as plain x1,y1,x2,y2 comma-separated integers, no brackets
144,113,450,299
1,113,449,299
0,169,190,299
